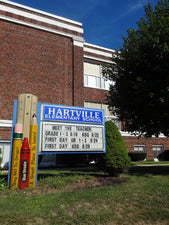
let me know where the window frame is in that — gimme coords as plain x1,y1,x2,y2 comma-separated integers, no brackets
152,145,164,159
84,62,114,90
134,145,146,153
152,145,163,152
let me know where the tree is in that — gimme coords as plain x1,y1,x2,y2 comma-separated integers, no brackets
103,121,131,176
103,0,169,137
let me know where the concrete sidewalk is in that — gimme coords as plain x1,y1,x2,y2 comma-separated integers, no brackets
132,163,169,167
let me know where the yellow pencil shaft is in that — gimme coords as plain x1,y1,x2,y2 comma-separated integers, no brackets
29,125,38,188
10,139,22,190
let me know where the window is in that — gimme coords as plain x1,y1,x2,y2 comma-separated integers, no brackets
0,142,10,169
153,145,163,158
84,62,114,90
84,101,113,117
134,145,146,152
152,145,163,152
84,101,121,130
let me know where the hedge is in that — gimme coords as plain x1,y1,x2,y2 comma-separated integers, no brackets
128,152,146,161
164,150,169,161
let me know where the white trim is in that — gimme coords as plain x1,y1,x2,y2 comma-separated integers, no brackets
84,43,115,53
0,120,12,128
74,40,83,47
0,15,84,44
0,0,82,26
152,145,163,147
0,140,11,143
73,38,84,47
120,131,135,137
84,54,114,64
0,3,83,34
84,46,113,58
120,131,166,138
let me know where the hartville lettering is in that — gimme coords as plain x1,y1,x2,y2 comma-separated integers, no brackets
43,105,103,123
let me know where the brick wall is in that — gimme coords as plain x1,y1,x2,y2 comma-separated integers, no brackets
0,127,11,140
122,135,169,160
73,45,84,107
0,20,74,120
84,87,108,104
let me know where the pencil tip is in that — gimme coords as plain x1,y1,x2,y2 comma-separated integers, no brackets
32,113,37,118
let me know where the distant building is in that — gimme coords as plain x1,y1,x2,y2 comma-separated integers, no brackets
0,0,168,167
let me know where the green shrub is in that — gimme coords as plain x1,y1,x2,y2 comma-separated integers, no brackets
128,152,146,161
0,148,5,190
0,148,2,174
0,178,6,190
103,121,131,176
164,150,169,161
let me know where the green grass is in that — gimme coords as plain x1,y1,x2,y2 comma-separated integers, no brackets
39,174,93,189
0,166,169,225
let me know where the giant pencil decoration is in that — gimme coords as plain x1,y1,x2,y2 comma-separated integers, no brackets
18,137,30,190
9,94,25,190
18,94,38,142
9,93,38,190
29,113,38,188
9,124,23,190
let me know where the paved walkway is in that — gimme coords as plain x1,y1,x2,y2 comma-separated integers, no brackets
132,163,169,167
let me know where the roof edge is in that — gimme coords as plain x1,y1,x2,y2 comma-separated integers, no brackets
0,0,82,26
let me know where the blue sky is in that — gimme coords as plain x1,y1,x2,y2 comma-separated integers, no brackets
10,0,158,50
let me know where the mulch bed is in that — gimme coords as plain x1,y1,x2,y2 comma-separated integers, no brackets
63,176,129,192
0,175,129,197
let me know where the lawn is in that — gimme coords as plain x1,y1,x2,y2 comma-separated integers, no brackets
0,165,169,225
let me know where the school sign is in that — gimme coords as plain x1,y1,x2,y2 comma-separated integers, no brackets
39,104,106,153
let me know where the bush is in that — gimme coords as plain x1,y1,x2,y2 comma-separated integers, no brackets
0,178,6,190
0,148,2,174
164,150,169,161
0,148,5,190
128,152,146,161
103,121,131,176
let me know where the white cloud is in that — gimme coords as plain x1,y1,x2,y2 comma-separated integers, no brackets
128,0,148,12
110,0,152,24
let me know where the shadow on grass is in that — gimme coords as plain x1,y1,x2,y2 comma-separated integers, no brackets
2,165,169,186
0,166,109,187
37,165,169,180
37,167,109,180
129,165,169,176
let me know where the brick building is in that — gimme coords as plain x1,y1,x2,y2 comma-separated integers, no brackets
0,0,168,166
